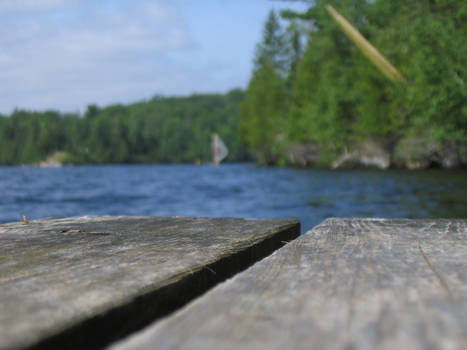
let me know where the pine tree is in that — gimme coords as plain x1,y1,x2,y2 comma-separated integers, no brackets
239,10,289,164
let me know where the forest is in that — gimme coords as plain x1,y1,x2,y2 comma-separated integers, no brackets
0,0,465,168
240,0,466,168
0,90,250,165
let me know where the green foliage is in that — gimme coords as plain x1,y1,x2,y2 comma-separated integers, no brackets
240,0,467,166
0,110,71,164
240,64,288,164
396,0,467,143
0,90,250,165
3,1,465,168
254,10,289,75
239,10,294,164
286,0,368,161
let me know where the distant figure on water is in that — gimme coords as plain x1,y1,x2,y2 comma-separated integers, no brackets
211,133,228,166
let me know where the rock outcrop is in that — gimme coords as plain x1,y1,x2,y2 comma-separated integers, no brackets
286,142,320,167
332,139,391,169
393,137,467,169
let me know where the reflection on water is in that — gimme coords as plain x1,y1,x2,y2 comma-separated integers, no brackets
0,164,465,232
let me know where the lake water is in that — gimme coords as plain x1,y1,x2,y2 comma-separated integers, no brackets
0,163,466,232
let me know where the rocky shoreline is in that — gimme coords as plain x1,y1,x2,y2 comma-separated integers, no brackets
286,138,467,170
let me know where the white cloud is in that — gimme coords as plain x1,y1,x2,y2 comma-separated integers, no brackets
56,4,192,55
0,0,311,114
0,1,197,113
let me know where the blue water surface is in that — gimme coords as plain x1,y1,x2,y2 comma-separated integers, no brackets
0,163,466,232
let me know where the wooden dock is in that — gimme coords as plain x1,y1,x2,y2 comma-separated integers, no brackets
1,217,466,349
111,218,467,350
0,216,299,350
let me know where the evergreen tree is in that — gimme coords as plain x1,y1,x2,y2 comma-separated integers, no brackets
279,0,466,166
239,10,289,164
286,0,369,162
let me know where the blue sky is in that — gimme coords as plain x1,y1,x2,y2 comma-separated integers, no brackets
0,0,308,114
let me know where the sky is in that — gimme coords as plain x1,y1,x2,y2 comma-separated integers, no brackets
0,0,308,115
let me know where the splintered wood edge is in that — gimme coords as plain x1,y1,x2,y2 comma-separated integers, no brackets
1,216,299,350
110,218,467,350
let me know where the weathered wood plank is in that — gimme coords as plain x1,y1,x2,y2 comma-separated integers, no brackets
111,219,467,350
0,216,299,350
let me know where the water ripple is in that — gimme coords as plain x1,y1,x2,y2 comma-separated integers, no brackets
0,164,466,232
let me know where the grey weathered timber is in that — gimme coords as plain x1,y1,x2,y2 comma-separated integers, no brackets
111,218,467,350
0,216,299,350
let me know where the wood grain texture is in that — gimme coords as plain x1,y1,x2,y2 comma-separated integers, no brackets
111,218,467,350
0,216,299,350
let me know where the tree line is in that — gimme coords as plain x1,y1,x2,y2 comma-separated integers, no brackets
0,89,250,165
240,0,466,168
1,0,465,168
